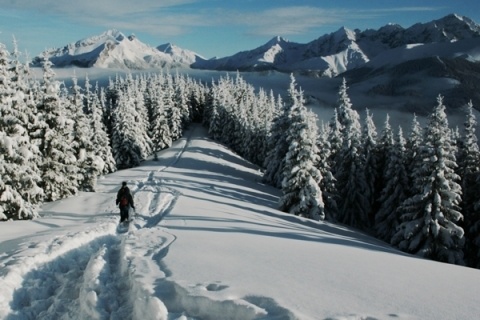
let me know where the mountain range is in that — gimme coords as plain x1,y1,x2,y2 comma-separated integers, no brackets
31,29,205,69
32,13,480,110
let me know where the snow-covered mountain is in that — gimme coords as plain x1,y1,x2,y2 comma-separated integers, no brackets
31,30,204,69
194,14,480,77
29,14,480,111
156,43,205,66
32,14,479,76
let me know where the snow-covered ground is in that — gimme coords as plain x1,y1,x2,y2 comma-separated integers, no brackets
1,124,479,320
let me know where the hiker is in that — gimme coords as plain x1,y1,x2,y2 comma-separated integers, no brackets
116,181,135,222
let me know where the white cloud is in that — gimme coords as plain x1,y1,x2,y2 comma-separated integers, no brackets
0,1,444,39
0,0,197,16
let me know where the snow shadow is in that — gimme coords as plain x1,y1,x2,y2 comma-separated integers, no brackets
153,279,297,320
166,210,402,256
186,142,260,171
161,174,278,209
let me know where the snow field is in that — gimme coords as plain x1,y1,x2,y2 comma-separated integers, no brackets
2,125,480,319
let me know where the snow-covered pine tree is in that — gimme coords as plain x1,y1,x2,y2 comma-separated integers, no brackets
207,86,222,140
150,75,172,157
316,123,338,221
174,72,192,127
393,95,464,264
247,89,276,166
404,114,423,196
334,79,370,230
9,40,44,205
375,126,409,242
89,81,116,175
327,108,343,176
263,77,294,188
279,79,324,220
67,74,101,191
0,41,40,219
218,76,238,148
111,89,143,169
189,77,205,123
361,109,378,228
235,98,250,155
37,57,79,201
165,74,183,141
103,76,118,138
128,74,152,159
457,101,480,267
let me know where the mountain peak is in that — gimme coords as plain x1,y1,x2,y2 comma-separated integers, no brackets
100,29,125,42
406,13,480,42
332,26,357,41
157,43,176,53
265,36,288,46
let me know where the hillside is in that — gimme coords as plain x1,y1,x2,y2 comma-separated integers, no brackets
1,124,479,320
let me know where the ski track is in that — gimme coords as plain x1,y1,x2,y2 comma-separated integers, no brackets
1,128,297,320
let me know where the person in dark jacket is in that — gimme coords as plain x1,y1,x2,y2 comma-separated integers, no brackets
116,181,135,222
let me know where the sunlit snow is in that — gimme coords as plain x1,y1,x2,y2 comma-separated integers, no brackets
1,124,479,320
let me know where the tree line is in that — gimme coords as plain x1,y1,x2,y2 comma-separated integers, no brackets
204,73,480,269
1,40,479,268
0,41,206,221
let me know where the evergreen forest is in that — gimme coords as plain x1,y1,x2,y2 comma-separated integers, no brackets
1,41,479,269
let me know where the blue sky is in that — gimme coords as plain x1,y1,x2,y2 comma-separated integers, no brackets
0,0,479,59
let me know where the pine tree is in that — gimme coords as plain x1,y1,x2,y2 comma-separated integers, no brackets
279,80,324,220
89,82,116,174
174,72,192,127
165,74,183,141
111,90,143,169
316,124,338,221
128,74,152,158
263,76,295,188
150,75,172,156
327,109,343,176
8,39,43,206
361,109,378,228
0,41,40,219
375,126,409,242
404,114,423,196
68,74,100,191
37,57,79,201
457,101,480,267
393,96,464,264
334,79,370,230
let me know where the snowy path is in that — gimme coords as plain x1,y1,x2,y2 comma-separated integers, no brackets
0,131,188,319
0,125,288,320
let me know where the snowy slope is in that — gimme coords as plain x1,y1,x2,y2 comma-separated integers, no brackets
1,124,479,320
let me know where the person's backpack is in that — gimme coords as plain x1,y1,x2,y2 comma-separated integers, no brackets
119,190,129,207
